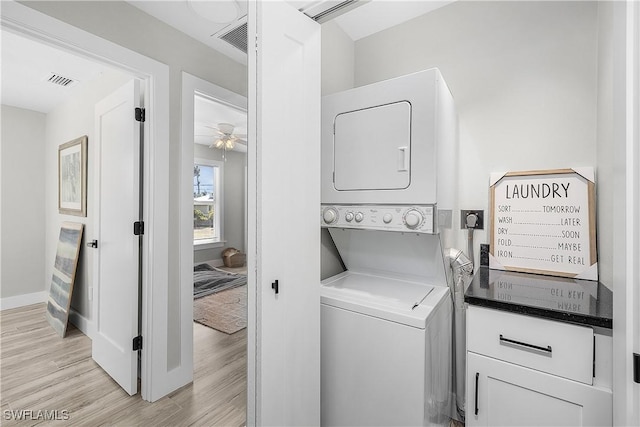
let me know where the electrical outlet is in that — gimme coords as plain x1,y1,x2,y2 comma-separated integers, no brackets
460,210,484,230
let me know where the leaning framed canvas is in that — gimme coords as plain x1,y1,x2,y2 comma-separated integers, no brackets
58,135,87,216
45,222,84,337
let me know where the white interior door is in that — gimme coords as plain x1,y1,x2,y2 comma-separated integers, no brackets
92,79,141,395
248,1,321,425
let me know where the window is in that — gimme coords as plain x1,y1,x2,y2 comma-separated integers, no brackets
193,158,223,247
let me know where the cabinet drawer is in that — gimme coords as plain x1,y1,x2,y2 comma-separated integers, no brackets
467,306,593,384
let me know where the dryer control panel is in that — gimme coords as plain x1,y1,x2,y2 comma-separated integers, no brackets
321,204,435,233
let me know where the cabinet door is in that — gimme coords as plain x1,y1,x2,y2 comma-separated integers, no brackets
467,352,611,427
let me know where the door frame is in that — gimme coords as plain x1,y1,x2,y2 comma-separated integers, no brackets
612,0,640,424
0,2,170,402
178,72,248,391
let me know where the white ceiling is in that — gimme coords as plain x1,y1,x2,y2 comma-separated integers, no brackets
127,0,454,66
1,0,449,128
127,0,250,66
1,29,116,113
1,29,245,153
332,0,454,40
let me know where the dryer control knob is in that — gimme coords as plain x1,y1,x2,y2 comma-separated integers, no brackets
345,212,354,222
355,212,364,223
383,213,393,224
323,208,338,224
404,210,423,229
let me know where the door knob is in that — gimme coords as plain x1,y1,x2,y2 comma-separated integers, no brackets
87,240,98,248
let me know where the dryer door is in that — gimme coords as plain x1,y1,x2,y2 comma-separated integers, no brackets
333,101,411,191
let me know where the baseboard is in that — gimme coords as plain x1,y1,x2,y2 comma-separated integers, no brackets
69,308,95,338
0,291,48,311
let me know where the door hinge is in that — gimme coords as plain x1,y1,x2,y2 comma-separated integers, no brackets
132,335,143,351
634,353,640,383
135,107,145,122
133,221,144,236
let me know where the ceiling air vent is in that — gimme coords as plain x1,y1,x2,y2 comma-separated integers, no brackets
44,72,78,88
216,19,248,54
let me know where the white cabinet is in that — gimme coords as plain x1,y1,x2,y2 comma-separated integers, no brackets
466,306,612,426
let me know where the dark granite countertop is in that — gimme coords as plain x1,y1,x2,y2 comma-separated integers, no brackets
464,266,613,329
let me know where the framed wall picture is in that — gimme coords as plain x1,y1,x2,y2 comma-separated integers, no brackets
489,168,598,281
58,136,87,216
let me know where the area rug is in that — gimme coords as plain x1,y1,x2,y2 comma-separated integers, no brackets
194,263,247,299
193,285,247,334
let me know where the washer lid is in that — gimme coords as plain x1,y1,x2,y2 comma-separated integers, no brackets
328,228,448,285
320,271,449,328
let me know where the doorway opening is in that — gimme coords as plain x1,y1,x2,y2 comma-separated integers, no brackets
181,72,249,423
1,1,172,402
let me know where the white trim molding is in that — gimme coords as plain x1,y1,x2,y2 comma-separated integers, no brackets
69,308,96,338
0,291,47,311
612,1,640,425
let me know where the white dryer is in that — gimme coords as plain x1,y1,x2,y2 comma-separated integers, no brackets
321,68,458,212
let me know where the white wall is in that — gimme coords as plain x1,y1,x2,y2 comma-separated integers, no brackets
353,1,599,268
0,105,46,304
22,0,247,370
321,21,354,96
44,69,131,323
319,21,354,279
193,144,246,265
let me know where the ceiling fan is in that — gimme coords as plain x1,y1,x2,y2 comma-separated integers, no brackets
205,123,246,151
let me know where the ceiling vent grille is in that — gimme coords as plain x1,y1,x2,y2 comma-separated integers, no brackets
217,21,248,53
44,73,78,88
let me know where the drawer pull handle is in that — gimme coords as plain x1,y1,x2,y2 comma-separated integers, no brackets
499,334,552,355
474,372,479,416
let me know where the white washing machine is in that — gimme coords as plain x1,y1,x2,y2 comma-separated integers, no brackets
320,214,453,426
321,268,452,426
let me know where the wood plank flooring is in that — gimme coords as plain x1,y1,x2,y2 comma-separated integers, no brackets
0,303,246,426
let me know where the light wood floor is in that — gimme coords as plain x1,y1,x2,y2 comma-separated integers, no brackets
0,303,246,426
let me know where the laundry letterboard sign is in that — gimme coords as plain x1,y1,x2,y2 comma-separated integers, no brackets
489,168,597,281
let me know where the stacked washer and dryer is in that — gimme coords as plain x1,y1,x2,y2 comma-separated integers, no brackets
320,69,460,426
